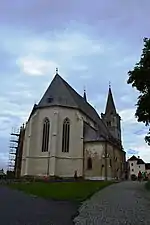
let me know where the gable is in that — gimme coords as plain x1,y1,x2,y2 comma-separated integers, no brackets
146,163,150,170
128,155,138,161
137,159,145,164
37,74,101,124
29,73,122,146
38,75,77,109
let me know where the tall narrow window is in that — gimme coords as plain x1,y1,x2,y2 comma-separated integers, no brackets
107,121,111,126
62,118,70,152
87,157,92,170
110,159,112,167
42,118,50,152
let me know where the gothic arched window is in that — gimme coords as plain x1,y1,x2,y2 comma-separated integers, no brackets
42,118,50,152
62,118,70,152
87,157,92,170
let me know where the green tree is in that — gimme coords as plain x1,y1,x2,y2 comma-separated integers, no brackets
127,37,150,145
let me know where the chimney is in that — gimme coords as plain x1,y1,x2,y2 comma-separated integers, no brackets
138,156,140,159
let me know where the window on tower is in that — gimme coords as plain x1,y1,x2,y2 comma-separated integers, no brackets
107,121,111,126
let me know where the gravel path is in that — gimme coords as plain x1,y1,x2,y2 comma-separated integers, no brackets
0,185,78,225
74,181,150,225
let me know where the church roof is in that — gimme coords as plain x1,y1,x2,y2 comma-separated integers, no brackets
34,72,122,146
137,158,145,164
128,155,145,164
145,163,150,170
83,122,106,142
38,74,102,125
105,86,117,114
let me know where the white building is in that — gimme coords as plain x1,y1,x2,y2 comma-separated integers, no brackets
128,155,150,178
20,70,126,180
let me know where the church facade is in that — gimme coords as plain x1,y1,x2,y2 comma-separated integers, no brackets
21,71,126,180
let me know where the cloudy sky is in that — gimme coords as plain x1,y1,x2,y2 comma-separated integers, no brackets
0,0,150,169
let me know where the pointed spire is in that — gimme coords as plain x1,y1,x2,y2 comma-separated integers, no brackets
56,68,58,75
83,86,87,101
105,83,116,114
109,81,111,88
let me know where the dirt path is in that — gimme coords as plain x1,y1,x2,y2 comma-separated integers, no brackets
74,181,150,225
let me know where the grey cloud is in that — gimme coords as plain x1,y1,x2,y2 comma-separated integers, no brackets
0,0,150,39
134,129,148,136
127,149,139,155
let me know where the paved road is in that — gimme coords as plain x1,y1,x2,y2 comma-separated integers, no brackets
74,181,150,225
0,185,78,225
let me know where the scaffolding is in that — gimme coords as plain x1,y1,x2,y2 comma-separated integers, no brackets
8,127,20,172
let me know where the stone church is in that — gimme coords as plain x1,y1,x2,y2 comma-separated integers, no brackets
21,70,126,180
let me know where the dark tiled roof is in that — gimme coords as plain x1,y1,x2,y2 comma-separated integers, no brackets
128,155,145,164
38,74,77,109
128,155,138,161
137,158,145,164
105,87,117,114
145,163,150,170
83,122,106,142
37,74,101,124
34,74,122,145
37,74,111,139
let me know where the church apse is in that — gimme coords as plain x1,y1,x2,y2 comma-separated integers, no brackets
20,71,125,179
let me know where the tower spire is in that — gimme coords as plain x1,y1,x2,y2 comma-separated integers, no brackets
109,81,111,88
105,83,116,114
56,68,58,75
83,86,87,101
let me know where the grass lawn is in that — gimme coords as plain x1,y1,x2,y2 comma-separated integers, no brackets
8,180,113,202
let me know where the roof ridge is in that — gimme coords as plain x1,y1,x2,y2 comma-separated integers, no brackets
60,75,101,119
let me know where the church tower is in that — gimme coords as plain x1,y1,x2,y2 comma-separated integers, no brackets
101,85,121,141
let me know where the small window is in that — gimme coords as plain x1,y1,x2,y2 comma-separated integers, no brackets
132,169,134,172
139,166,140,168
47,97,53,103
131,163,133,166
87,157,92,170
107,121,111,126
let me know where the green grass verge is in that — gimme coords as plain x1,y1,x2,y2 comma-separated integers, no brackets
8,181,113,202
145,181,150,190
